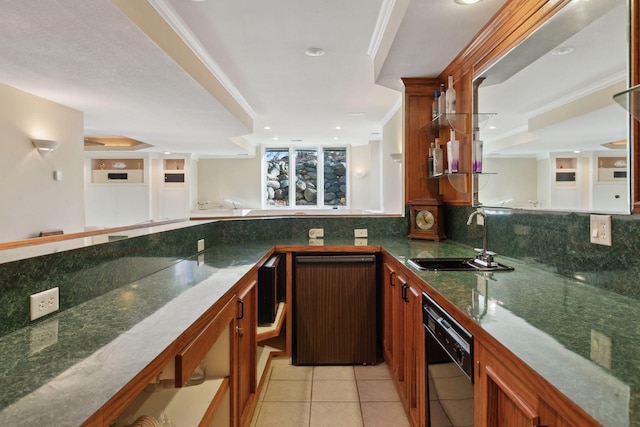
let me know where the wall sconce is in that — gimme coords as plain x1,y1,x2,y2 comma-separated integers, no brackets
354,170,367,179
390,153,402,163
32,139,60,152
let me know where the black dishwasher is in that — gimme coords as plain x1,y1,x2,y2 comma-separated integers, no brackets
293,253,378,365
423,292,474,427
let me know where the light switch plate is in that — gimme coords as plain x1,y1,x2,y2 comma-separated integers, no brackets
197,239,205,252
590,214,612,246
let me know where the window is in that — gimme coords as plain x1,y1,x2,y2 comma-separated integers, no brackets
323,148,347,207
264,146,349,208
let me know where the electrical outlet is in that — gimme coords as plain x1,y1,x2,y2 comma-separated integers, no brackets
309,228,324,238
354,228,368,238
590,214,612,246
354,238,368,246
308,238,324,246
30,287,59,321
197,239,205,252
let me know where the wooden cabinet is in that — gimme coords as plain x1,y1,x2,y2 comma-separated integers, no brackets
475,340,599,427
107,276,258,427
112,296,237,426
384,257,425,427
235,279,257,427
382,262,396,365
403,281,423,427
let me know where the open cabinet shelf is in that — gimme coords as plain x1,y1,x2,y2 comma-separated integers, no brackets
257,302,286,342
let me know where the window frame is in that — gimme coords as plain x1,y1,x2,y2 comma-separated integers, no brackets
262,145,350,210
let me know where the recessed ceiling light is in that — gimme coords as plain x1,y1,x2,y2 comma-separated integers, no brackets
273,137,279,141
304,47,325,57
551,46,575,56
335,125,342,130
488,125,496,130
264,125,271,130
333,137,339,140
348,112,366,117
454,0,482,4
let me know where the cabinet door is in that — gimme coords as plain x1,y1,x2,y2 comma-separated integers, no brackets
382,262,396,365
475,341,542,427
236,279,257,427
392,273,407,388
403,282,424,427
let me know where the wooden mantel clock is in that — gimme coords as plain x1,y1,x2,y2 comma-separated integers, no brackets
408,200,446,241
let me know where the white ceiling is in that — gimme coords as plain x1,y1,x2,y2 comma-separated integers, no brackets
0,0,506,157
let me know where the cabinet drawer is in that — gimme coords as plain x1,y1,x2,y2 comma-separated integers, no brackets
175,297,236,387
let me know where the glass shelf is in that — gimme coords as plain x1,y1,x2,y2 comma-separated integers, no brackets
421,113,496,135
431,113,468,134
613,84,640,122
473,113,497,131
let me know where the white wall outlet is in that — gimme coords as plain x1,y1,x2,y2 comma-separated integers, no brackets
197,239,205,252
308,238,324,246
30,287,60,321
354,238,368,246
354,228,368,238
590,214,612,246
309,228,324,238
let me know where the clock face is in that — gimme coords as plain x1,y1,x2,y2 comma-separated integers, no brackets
415,210,435,230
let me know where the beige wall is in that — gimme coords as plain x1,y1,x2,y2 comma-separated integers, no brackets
382,106,403,214
0,82,85,241
197,156,263,209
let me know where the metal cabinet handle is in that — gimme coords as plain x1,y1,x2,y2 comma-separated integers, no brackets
389,271,396,286
237,299,244,320
401,284,409,302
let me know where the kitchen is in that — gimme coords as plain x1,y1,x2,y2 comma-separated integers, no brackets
1,0,640,426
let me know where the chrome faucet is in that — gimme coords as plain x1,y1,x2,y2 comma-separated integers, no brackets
466,209,495,266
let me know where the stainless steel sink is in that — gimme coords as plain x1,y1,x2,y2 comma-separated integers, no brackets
407,257,514,272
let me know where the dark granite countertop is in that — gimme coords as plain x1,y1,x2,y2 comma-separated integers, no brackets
0,238,637,426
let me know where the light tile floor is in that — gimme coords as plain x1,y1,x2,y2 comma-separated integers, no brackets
250,358,410,427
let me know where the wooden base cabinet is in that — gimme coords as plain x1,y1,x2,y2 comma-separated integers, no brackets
474,340,599,427
111,297,237,427
106,276,258,427
235,279,257,427
384,258,425,427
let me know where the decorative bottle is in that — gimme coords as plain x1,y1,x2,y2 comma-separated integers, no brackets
447,129,460,173
432,90,439,120
438,84,446,119
428,142,435,177
446,75,456,114
432,138,444,176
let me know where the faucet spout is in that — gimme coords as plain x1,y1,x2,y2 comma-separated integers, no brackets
466,209,493,266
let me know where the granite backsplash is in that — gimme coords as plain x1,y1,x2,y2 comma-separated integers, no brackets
445,205,640,298
2,207,639,338
0,216,409,337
